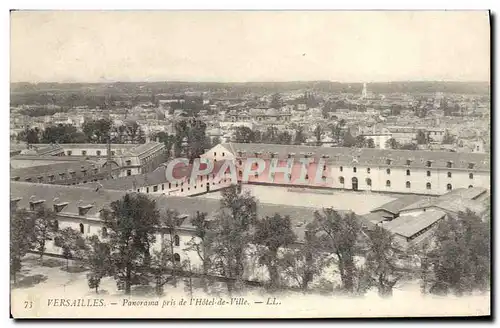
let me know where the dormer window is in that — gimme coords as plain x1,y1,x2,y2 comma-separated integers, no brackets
406,159,412,166
78,204,93,216
10,197,22,208
126,160,131,166
426,161,432,168
53,202,69,213
25,177,32,182
12,176,20,181
37,176,44,183
386,159,392,165
29,199,45,211
468,163,475,169
447,161,453,168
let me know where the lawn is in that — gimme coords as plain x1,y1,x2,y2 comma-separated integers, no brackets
10,254,490,318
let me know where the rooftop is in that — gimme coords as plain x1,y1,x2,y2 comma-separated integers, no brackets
220,143,490,171
383,210,447,238
10,181,324,241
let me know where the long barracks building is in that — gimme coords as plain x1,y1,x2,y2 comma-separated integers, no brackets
203,143,490,196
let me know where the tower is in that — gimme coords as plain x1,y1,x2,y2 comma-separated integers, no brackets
362,83,368,99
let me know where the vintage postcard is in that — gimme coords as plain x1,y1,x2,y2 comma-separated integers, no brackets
9,10,491,319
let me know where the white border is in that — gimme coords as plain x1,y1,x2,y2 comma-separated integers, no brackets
2,1,497,327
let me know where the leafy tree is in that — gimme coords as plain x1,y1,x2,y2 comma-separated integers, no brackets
363,226,407,297
101,193,160,295
426,210,490,296
309,209,361,294
254,214,297,290
211,136,221,148
366,138,375,148
416,130,428,145
234,126,255,143
207,185,257,293
385,138,400,150
152,131,175,158
354,136,367,148
281,228,327,292
55,227,87,270
185,211,212,291
270,93,283,109
342,131,356,148
442,130,456,145
17,128,41,145
150,239,179,296
82,119,112,143
125,121,146,144
294,126,306,145
314,125,322,146
33,206,57,260
41,124,86,144
400,143,418,150
10,209,34,283
277,131,292,145
84,235,112,293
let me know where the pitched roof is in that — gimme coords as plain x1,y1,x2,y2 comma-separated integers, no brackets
383,210,446,238
400,187,489,213
11,160,101,178
10,182,326,241
219,143,490,171
371,195,427,215
82,160,232,191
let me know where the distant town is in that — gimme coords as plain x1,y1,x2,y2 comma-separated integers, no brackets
10,80,490,305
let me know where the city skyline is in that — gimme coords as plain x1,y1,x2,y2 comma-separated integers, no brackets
11,11,490,84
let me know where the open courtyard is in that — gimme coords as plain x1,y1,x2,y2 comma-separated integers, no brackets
197,184,399,215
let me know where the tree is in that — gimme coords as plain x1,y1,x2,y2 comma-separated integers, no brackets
254,214,297,290
234,126,255,143
385,138,400,150
185,211,212,291
10,209,34,283
125,121,146,144
400,143,418,150
416,130,428,145
442,130,456,145
294,126,306,145
101,193,160,295
270,93,282,109
281,227,327,292
354,135,367,148
152,131,175,158
55,227,86,270
277,131,292,145
366,138,375,148
211,136,221,148
342,131,356,148
313,125,322,146
82,119,112,143
84,235,112,294
33,206,57,260
207,185,257,293
426,210,490,296
17,127,41,145
309,209,362,294
41,124,86,144
363,226,407,297
150,239,179,296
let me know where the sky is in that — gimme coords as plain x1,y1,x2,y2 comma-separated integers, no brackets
10,11,490,83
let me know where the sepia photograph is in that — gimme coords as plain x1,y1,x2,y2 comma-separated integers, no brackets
9,10,491,319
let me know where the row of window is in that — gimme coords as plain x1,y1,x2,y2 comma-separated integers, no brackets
142,178,229,194
67,150,116,156
340,166,475,179
338,176,467,191
14,168,102,183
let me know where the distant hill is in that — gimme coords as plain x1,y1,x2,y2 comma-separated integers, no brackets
10,80,490,107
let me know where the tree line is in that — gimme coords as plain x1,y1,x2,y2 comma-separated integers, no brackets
17,119,147,145
10,185,490,298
